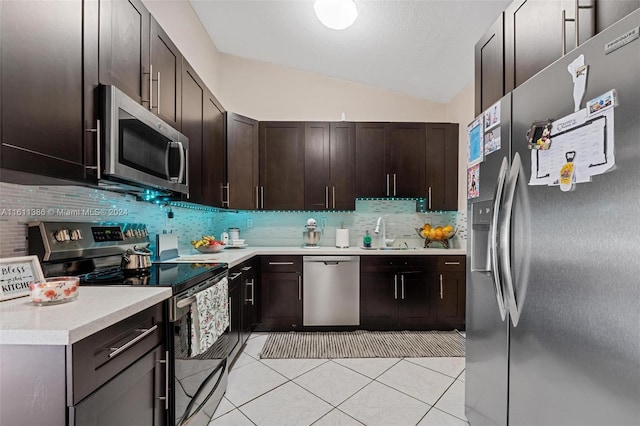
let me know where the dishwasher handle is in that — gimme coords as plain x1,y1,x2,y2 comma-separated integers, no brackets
303,256,359,263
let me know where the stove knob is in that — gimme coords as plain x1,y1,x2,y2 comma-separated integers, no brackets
70,229,82,241
54,229,70,242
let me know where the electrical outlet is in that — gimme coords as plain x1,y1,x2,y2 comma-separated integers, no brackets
246,218,253,228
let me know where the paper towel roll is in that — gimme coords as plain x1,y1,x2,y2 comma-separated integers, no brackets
335,229,350,248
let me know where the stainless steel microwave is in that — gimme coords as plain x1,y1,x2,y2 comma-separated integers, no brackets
100,85,189,195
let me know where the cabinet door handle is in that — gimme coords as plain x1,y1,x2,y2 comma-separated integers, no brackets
255,186,259,209
261,186,264,209
222,183,230,207
268,261,294,265
241,266,253,271
401,274,405,300
85,119,101,179
229,272,243,281
386,174,390,196
156,350,169,410
143,64,153,109
156,71,161,115
246,279,255,305
325,186,329,209
394,275,398,300
298,275,302,301
428,187,432,210
439,274,444,300
393,174,397,196
108,324,158,359
332,186,336,209
444,261,460,265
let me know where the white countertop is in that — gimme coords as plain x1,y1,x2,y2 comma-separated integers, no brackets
1,247,464,346
0,287,171,346
166,246,466,268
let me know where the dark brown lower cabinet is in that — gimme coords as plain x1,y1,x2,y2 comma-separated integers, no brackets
437,271,466,329
228,272,243,362
228,259,260,365
398,271,438,327
361,256,465,330
436,256,466,330
260,256,302,330
71,346,165,426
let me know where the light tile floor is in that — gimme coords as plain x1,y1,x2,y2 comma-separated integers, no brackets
210,332,468,426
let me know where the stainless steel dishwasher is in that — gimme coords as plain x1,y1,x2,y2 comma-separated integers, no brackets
303,256,360,326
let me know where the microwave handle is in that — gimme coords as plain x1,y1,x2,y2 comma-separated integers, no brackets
165,141,186,183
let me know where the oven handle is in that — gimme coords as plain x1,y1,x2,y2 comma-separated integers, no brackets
176,296,195,309
179,358,227,426
170,272,228,322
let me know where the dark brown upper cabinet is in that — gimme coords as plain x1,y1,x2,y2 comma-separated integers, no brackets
150,17,182,130
474,13,504,116
356,122,427,198
98,0,150,105
1,0,87,183
355,123,389,198
504,0,594,93
226,113,259,210
304,122,356,210
181,60,206,205
204,90,226,208
387,123,427,198
259,122,305,210
426,123,459,211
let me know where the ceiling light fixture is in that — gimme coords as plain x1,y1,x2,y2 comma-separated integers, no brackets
314,0,358,30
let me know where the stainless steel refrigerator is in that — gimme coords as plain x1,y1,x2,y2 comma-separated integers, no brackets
466,10,640,426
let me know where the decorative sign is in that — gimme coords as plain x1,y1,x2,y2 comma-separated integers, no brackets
0,256,45,301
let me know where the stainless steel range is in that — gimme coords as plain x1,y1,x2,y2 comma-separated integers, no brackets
28,221,229,426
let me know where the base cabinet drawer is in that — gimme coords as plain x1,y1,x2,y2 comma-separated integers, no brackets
71,303,165,404
70,345,166,426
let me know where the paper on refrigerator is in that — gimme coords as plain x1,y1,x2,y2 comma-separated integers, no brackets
529,106,615,186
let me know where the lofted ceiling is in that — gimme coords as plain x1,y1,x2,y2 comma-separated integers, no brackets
189,0,511,104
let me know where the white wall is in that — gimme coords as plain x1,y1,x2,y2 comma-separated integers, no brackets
142,0,223,97
218,53,448,122
445,82,475,213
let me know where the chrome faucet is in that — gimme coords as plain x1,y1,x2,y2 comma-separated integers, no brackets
374,217,386,247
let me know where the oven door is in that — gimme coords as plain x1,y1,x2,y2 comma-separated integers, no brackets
170,276,228,425
102,84,189,195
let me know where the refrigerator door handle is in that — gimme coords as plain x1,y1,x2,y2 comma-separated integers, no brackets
500,152,525,327
491,157,509,321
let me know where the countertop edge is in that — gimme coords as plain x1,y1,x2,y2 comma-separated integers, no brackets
0,287,172,346
208,246,466,268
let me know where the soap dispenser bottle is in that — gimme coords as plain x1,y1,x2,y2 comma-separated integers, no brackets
363,230,372,248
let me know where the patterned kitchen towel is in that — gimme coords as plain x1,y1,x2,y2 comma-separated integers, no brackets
190,277,229,357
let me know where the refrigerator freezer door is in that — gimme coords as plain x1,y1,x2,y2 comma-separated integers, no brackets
466,93,512,426
508,11,640,425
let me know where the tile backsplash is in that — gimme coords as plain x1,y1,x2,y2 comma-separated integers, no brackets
0,182,467,258
215,199,467,249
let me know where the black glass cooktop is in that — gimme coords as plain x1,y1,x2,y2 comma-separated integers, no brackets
80,262,228,294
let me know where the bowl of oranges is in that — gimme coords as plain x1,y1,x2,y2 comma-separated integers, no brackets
415,224,456,248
